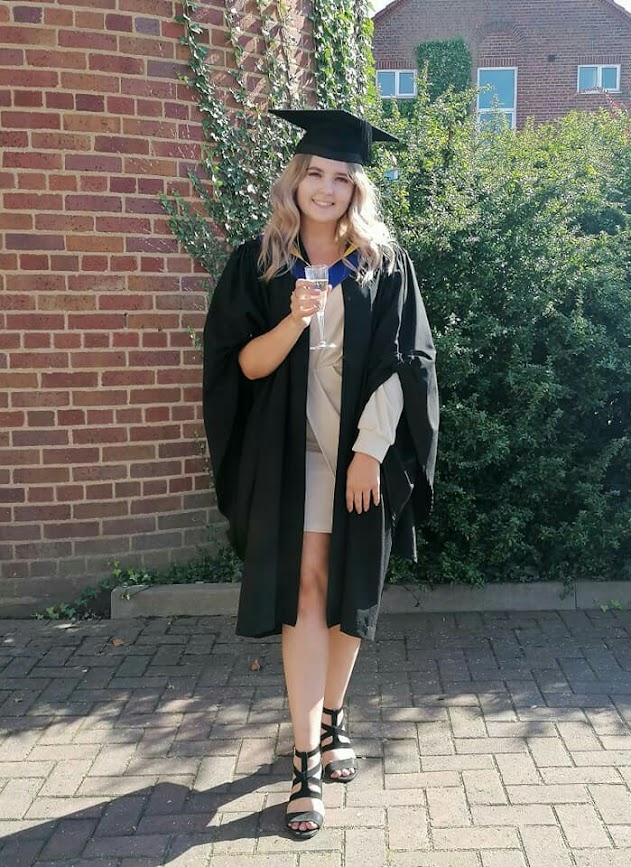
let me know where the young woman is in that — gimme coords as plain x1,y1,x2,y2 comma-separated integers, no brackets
203,109,439,838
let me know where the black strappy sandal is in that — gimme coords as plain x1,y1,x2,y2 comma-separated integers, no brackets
320,706,358,784
285,745,324,839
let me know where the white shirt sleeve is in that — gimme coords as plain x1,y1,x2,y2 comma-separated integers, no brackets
352,372,404,463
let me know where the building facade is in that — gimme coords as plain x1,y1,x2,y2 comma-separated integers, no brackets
373,0,631,127
0,0,313,614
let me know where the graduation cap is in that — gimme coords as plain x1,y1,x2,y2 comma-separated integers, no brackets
270,108,399,166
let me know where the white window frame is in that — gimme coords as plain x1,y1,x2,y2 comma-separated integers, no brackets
577,64,621,93
477,66,518,130
376,69,417,99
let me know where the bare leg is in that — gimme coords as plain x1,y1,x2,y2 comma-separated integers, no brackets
282,531,330,833
322,626,361,779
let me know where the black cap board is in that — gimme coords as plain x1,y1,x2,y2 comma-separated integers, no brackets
270,108,399,166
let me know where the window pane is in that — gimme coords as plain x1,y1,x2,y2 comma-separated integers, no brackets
602,66,619,91
478,69,515,109
578,66,597,91
478,110,512,131
398,72,416,96
377,71,396,97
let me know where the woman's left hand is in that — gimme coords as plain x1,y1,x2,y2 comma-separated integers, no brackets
346,452,380,514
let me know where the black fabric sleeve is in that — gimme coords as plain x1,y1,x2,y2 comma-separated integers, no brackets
366,249,439,530
202,240,267,518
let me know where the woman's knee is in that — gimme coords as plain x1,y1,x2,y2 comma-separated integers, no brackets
298,563,327,613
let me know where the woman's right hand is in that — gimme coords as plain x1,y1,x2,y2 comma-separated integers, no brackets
290,279,328,329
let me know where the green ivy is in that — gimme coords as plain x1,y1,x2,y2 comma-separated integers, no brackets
416,38,472,102
162,0,378,281
311,0,374,112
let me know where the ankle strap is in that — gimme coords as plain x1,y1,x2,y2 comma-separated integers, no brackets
322,706,343,719
294,745,320,760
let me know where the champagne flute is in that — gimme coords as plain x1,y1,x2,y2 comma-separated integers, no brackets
305,265,336,350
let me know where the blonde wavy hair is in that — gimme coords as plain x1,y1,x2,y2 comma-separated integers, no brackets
258,153,396,284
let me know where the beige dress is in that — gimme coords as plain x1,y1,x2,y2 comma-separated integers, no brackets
304,281,404,533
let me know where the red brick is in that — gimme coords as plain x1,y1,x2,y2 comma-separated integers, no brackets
5,193,62,210
4,151,62,169
10,352,68,369
27,486,55,503
72,465,126,482
75,10,105,29
26,410,55,427
102,515,155,536
44,521,100,539
0,25,55,45
0,410,24,428
75,94,105,112
13,429,69,447
85,483,114,499
32,132,92,151
11,390,69,408
68,314,125,330
46,92,75,110
7,313,64,329
23,333,52,349
58,31,117,51
65,154,122,173
41,372,98,389
15,504,71,522
56,484,85,502
42,447,99,465
105,13,133,31
57,410,85,425
65,195,122,213
84,325,116,350
73,427,127,445
49,174,78,191
14,90,44,107
72,390,128,407
0,48,25,65
27,49,85,70
2,110,60,130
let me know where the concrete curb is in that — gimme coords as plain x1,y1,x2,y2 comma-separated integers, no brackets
110,580,631,618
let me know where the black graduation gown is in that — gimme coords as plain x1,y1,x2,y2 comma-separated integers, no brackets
202,238,438,640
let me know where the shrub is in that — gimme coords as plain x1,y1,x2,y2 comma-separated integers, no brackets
379,87,631,585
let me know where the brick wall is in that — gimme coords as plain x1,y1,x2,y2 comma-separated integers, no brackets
0,0,313,614
373,0,631,126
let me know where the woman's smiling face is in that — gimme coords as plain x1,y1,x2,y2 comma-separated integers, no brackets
295,155,355,227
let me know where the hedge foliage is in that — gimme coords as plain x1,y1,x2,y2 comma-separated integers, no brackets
378,87,631,585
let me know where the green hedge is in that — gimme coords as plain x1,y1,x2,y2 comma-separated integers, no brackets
378,89,631,585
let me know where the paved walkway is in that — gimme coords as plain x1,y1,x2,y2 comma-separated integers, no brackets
0,611,630,866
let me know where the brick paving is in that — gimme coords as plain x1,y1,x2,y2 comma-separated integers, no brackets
0,610,630,865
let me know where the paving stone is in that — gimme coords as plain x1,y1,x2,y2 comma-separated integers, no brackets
462,769,507,805
387,804,429,850
574,853,631,867
555,803,612,848
388,855,479,867
39,818,98,860
495,753,540,784
344,828,387,867
432,825,520,848
540,766,621,784
521,824,575,866
609,825,631,846
384,739,420,774
426,787,471,827
480,852,527,867
507,783,590,803
527,737,573,767
588,784,631,823
416,722,455,756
